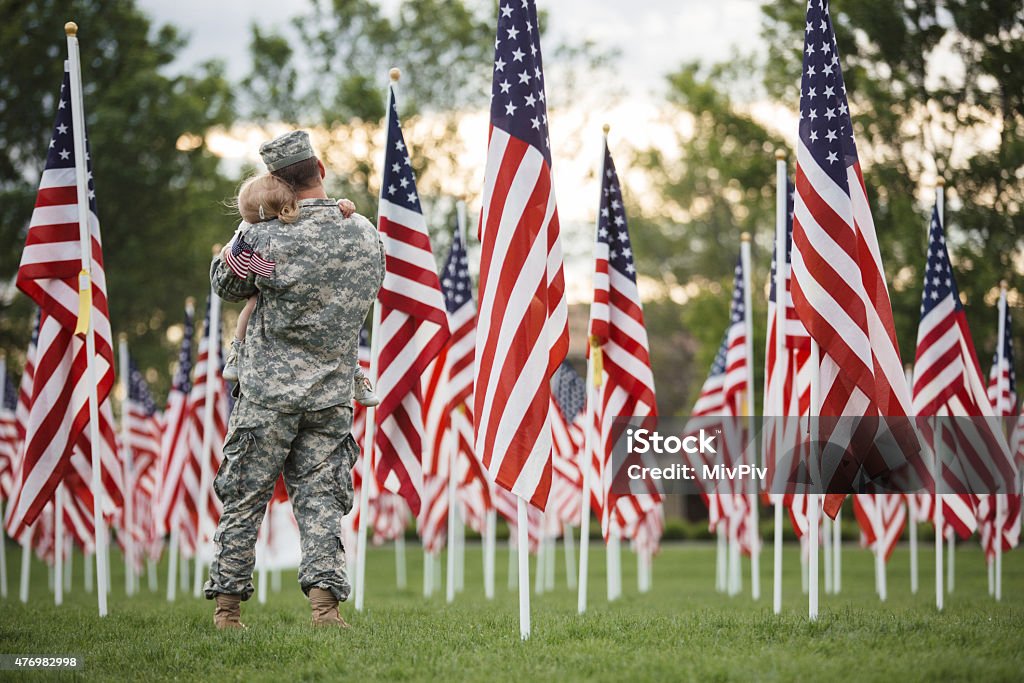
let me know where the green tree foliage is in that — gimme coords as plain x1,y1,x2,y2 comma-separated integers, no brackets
761,0,1024,365
0,0,235,394
636,1,1022,410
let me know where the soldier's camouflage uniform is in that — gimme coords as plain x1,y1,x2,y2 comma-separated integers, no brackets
204,132,384,603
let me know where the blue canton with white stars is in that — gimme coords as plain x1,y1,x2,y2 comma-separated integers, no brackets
441,228,473,315
47,64,98,214
552,361,586,421
381,87,423,213
993,304,1016,396
710,257,747,377
172,306,195,394
128,357,158,417
2,374,16,411
919,207,961,318
768,179,796,304
799,0,858,191
490,0,552,166
598,144,637,284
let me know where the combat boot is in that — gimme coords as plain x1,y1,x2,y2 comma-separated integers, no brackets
213,593,246,630
309,588,350,628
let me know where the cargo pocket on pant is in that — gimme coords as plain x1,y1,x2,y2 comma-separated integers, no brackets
333,435,358,516
214,429,257,502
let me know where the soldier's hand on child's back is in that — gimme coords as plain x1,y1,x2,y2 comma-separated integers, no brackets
337,199,356,218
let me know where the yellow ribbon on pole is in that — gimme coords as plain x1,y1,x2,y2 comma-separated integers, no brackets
74,268,91,338
589,336,603,388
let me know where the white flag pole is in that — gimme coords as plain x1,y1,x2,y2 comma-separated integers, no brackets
165,518,179,602
563,520,576,590
484,507,496,599
716,526,727,592
908,494,918,593
772,150,787,615
947,531,955,594
578,126,610,613
55,486,64,606
20,531,32,603
808,339,821,621
395,532,407,590
193,278,221,597
995,280,1008,602
356,67,400,612
740,232,759,601
446,424,458,603
65,21,108,617
934,179,945,612
118,333,136,596
355,295,381,611
517,495,531,640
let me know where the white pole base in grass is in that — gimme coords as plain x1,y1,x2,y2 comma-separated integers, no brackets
395,534,407,591
563,522,576,591
19,538,31,603
517,496,531,641
484,510,496,600
773,501,783,614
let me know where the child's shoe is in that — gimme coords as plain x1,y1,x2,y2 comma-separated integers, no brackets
354,375,379,407
222,339,243,382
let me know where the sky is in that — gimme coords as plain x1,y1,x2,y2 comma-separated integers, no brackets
135,0,768,302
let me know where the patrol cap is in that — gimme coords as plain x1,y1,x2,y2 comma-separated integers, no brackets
259,130,316,172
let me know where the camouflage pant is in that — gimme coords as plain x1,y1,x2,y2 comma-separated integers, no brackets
203,394,358,602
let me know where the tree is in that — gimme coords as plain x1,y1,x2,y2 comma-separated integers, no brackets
0,0,236,395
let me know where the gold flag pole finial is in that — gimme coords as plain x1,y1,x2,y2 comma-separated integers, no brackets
65,22,78,37
389,68,401,83
775,149,786,161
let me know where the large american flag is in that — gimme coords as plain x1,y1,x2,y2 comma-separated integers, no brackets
589,141,659,539
789,0,916,514
375,84,450,517
7,63,123,537
987,299,1016,417
155,302,195,537
474,0,569,511
911,206,1008,539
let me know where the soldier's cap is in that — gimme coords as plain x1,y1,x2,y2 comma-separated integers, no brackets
259,130,316,172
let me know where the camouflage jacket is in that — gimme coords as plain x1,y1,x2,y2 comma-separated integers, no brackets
211,198,384,412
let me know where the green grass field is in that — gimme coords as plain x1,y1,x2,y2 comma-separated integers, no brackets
0,541,1021,682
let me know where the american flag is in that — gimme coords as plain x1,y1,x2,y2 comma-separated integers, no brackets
763,180,812,502
0,367,18,502
852,494,905,562
987,298,1017,417
124,356,162,479
3,315,39,543
375,84,450,517
474,0,569,511
225,231,276,280
685,256,754,551
789,0,917,514
155,302,195,536
911,206,1008,539
178,299,228,554
420,226,489,552
549,362,585,528
7,62,123,537
589,141,659,539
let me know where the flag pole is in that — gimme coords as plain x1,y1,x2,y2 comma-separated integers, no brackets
65,21,108,617
193,274,222,597
934,178,945,612
446,421,458,603
517,495,531,640
484,507,496,599
20,529,32,603
740,232,759,601
577,342,599,613
578,126,609,614
118,333,136,596
772,150,787,614
54,486,64,605
808,339,820,621
0,355,8,600
357,66,401,612
995,280,1008,602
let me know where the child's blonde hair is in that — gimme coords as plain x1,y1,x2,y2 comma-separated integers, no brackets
237,174,300,224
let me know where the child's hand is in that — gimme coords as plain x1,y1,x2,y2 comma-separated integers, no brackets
338,199,356,218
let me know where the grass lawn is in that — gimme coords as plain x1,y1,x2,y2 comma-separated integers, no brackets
0,539,1020,682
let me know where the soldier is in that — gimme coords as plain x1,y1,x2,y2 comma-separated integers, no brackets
204,130,384,629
